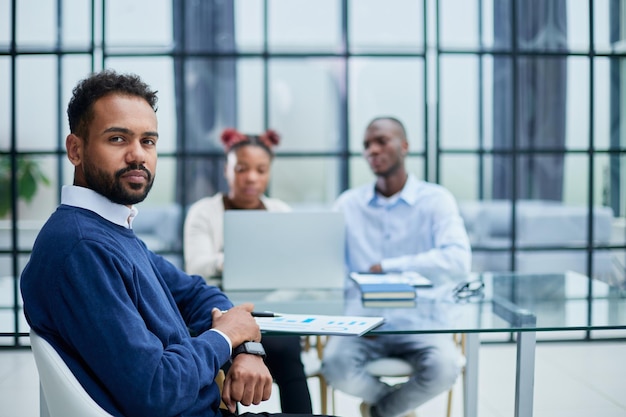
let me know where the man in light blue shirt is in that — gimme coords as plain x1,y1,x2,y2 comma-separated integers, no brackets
321,117,471,417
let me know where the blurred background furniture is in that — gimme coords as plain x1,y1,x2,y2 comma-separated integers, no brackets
459,200,615,279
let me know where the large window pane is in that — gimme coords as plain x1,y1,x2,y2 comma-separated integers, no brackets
439,0,480,49
16,0,56,48
0,58,11,150
619,156,626,220
491,57,588,152
175,1,236,54
237,59,265,134
234,0,264,52
593,57,611,150
440,56,479,149
174,57,236,156
563,154,591,206
349,58,425,152
592,0,613,53
62,0,92,48
271,157,340,208
0,0,11,46
440,154,480,201
515,57,567,152
349,0,424,53
567,0,590,51
16,56,57,151
269,59,342,152
566,57,590,150
515,1,568,53
268,0,341,52
348,155,373,189
105,0,172,49
595,154,622,247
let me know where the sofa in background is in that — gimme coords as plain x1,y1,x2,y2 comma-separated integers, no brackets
459,199,616,279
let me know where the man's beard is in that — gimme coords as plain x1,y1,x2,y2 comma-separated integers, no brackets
83,162,154,206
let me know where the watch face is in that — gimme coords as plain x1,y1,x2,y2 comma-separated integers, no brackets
244,342,265,355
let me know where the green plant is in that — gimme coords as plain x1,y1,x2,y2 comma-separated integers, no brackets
0,156,51,217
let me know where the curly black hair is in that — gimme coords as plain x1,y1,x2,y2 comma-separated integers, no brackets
67,69,158,140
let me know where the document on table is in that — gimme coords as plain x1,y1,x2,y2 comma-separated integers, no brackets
255,313,385,336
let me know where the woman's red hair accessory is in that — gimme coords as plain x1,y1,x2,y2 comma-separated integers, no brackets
221,128,281,151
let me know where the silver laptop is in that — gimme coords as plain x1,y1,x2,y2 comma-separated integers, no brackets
222,211,346,291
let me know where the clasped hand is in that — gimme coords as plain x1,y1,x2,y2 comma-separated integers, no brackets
211,304,273,412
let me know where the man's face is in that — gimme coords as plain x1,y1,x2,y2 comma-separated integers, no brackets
363,119,407,177
67,94,158,206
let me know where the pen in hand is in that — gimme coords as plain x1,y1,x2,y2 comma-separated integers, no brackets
219,310,282,318
251,311,282,318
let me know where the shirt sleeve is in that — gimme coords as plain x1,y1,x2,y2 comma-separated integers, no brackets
210,328,233,354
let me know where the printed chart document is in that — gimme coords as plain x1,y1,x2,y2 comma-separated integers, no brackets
255,314,385,336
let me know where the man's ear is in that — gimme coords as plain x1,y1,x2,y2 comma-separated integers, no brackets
401,138,409,156
66,134,83,167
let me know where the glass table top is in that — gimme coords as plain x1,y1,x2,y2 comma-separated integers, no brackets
225,271,626,335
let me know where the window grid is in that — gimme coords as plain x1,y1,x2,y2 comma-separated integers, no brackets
1,0,625,347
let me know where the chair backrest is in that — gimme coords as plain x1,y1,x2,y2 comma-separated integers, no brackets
30,330,113,417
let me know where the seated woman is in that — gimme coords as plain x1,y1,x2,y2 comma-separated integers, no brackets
184,128,313,414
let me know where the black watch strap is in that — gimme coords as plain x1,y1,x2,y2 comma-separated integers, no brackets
232,341,266,360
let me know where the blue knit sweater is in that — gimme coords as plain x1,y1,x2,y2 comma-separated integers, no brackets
21,205,234,417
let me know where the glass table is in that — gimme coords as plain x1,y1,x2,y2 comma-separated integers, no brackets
227,272,626,417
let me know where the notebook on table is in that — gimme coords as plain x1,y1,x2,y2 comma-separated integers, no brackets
349,271,433,288
222,211,346,291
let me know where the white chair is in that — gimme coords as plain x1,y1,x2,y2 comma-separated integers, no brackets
364,334,467,417
30,330,113,417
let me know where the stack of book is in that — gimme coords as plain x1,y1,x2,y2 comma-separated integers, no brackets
350,272,427,308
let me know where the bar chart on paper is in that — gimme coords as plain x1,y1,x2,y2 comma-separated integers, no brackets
255,314,384,336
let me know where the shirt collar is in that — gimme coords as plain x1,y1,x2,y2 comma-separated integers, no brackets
61,185,138,229
366,174,421,207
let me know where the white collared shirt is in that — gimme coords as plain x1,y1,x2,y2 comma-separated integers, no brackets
61,185,138,229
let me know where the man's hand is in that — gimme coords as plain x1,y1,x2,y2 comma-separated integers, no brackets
369,263,383,273
221,354,273,412
211,303,261,347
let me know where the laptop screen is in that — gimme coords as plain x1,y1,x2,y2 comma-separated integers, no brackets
222,211,346,291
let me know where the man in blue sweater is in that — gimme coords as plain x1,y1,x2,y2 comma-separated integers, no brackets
20,70,331,417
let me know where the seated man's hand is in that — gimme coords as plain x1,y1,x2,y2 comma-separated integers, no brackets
222,354,273,412
211,303,261,346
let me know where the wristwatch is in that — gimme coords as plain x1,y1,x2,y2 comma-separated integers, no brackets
232,341,266,360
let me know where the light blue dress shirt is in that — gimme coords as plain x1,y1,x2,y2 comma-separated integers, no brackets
334,174,471,286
